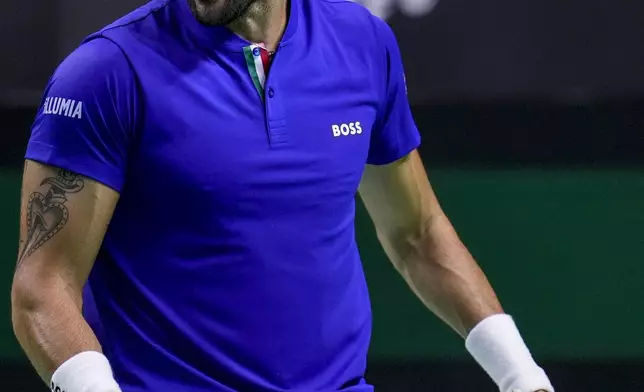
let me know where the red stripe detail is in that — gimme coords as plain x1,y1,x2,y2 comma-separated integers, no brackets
260,48,271,73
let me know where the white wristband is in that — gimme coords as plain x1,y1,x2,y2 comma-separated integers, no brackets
50,351,121,392
465,314,554,392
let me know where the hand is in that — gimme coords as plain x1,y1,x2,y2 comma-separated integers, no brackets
509,389,551,392
504,367,554,392
510,390,550,392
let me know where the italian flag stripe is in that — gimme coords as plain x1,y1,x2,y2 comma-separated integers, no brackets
243,45,265,99
260,48,271,71
253,48,267,89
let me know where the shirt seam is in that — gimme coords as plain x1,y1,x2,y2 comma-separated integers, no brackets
100,0,172,36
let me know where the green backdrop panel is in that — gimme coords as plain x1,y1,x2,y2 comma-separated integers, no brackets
1,169,643,361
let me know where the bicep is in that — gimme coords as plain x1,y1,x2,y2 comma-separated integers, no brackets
16,160,119,293
359,150,442,235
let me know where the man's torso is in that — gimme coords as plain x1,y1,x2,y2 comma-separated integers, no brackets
81,0,388,390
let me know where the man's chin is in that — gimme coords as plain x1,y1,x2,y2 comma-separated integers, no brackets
188,0,254,26
189,0,226,26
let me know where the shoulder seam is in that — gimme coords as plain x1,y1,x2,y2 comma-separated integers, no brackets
87,35,147,153
100,0,171,35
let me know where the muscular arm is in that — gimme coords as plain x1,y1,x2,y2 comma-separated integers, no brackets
359,150,502,337
11,160,119,383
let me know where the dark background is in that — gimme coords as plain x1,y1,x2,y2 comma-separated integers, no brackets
1,0,644,391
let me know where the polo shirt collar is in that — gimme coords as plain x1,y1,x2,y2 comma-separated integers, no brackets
174,0,300,52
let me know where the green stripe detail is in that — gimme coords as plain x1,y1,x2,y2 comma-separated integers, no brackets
243,46,264,100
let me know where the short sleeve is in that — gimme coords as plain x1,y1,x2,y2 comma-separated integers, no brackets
26,38,139,192
367,19,421,165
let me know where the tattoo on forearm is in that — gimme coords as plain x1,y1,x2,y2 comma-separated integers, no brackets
17,169,85,266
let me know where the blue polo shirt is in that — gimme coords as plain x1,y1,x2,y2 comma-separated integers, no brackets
26,0,420,390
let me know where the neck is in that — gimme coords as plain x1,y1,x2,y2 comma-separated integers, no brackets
227,0,288,51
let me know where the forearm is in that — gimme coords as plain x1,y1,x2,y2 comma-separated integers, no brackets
361,153,552,390
381,212,503,337
12,280,102,383
381,213,553,391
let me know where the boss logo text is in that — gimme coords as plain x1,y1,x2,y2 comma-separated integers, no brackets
332,122,363,137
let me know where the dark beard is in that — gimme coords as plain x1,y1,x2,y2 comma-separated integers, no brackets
187,0,255,26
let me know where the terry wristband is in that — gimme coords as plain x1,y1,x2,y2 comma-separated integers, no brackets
50,351,121,392
465,314,554,392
